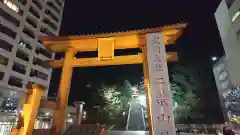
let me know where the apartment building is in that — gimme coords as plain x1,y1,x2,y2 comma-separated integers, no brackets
215,0,240,87
0,0,65,113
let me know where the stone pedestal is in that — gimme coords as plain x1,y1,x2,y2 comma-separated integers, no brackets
74,101,85,125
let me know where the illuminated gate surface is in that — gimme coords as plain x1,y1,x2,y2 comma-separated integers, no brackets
13,23,187,135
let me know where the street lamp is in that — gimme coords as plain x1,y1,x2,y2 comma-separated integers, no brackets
211,56,218,62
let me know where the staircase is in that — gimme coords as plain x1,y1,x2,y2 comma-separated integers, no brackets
126,99,146,131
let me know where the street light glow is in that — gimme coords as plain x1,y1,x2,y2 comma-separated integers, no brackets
131,87,138,92
45,112,50,116
211,56,217,61
138,95,146,106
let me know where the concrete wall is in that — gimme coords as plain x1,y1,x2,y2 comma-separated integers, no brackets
215,0,240,87
0,0,65,98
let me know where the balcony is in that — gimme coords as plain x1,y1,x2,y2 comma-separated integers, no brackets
29,6,40,19
0,39,13,52
32,0,42,9
55,0,63,8
45,9,59,23
0,24,16,39
0,8,20,27
8,76,23,88
0,55,9,66
17,0,27,5
43,18,58,31
23,27,35,39
12,62,26,74
35,47,52,59
2,0,22,14
19,39,32,50
16,49,29,62
46,1,60,15
40,27,55,36
33,57,48,69
26,16,38,28
0,72,4,80
30,69,48,81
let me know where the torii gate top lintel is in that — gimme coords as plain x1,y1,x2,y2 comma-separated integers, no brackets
40,23,187,53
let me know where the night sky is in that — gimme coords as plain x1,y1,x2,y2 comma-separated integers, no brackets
49,0,225,110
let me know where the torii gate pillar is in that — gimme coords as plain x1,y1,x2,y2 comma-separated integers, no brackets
51,48,76,135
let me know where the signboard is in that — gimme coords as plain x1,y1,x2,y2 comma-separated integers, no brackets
146,33,176,135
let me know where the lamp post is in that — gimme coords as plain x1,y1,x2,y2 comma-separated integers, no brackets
211,56,218,62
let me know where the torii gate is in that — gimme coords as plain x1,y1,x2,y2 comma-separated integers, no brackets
15,23,187,135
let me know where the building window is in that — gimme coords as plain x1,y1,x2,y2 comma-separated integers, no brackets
0,24,17,39
23,27,35,39
232,10,240,22
12,62,26,74
43,18,58,31
30,69,48,80
19,39,32,50
3,0,19,13
35,47,52,59
26,16,38,28
55,0,62,7
0,8,20,26
32,0,42,9
17,0,27,5
0,39,13,52
0,98,18,113
29,6,40,18
45,9,59,23
40,27,55,36
8,76,23,88
33,57,48,69
0,72,4,80
0,55,9,66
16,49,29,62
46,1,60,15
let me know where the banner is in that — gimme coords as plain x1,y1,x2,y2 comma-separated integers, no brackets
146,33,176,135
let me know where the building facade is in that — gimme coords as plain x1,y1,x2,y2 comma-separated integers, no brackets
215,0,240,87
0,0,65,113
213,56,233,121
213,56,240,122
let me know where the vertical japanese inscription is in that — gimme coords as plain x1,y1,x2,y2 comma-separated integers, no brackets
146,33,176,135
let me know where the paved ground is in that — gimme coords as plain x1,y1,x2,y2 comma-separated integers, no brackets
105,131,214,135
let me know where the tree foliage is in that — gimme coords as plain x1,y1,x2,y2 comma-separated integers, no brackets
98,84,131,121
136,65,201,123
95,64,221,124
169,65,201,123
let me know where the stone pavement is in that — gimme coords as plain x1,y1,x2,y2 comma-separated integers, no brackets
105,131,215,135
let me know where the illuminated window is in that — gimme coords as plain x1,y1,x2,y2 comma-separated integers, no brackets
232,10,240,22
3,0,19,13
